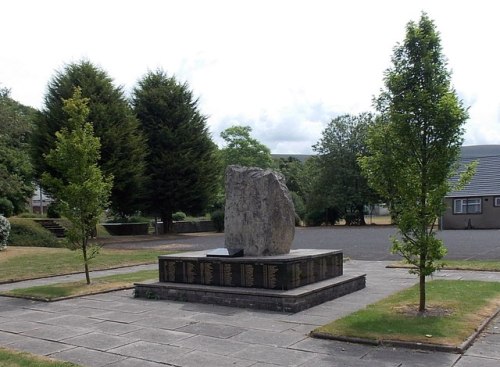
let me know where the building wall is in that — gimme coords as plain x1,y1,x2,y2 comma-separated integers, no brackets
442,196,500,229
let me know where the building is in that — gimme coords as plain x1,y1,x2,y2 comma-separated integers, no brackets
441,145,500,229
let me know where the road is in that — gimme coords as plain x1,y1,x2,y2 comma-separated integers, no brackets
102,226,500,261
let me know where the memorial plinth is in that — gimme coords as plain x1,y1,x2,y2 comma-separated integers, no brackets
135,249,366,313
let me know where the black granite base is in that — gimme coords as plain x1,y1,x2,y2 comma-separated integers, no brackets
135,273,366,313
158,249,343,290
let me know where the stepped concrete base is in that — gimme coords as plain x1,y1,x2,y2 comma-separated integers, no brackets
135,273,366,313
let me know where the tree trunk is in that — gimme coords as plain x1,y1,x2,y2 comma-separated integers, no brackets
82,237,91,285
419,273,426,313
161,212,173,233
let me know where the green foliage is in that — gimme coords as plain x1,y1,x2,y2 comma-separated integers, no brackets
132,70,220,232
0,87,35,215
32,60,146,217
360,14,470,312
7,218,62,248
0,215,10,250
0,197,14,217
220,125,274,169
312,113,378,225
172,211,187,221
41,88,113,284
46,202,61,218
210,209,224,232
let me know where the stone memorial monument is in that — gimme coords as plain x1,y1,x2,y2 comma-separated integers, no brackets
224,165,295,256
135,165,366,312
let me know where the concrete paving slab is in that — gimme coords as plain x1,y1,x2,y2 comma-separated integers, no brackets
465,340,500,359
289,337,371,358
176,322,246,338
8,336,75,356
120,327,193,345
231,329,307,347
300,353,398,367
0,330,28,345
231,344,316,366
362,347,461,367
107,340,192,363
50,346,126,367
104,357,169,367
21,325,92,341
454,355,500,367
92,311,146,324
0,320,43,333
131,315,193,330
9,310,59,322
171,349,256,367
173,334,249,356
62,332,138,351
89,321,143,336
41,314,103,328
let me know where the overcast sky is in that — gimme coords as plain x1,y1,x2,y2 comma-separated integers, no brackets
1,0,499,154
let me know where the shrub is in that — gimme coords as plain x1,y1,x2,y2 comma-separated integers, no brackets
172,212,187,221
0,198,14,217
211,210,224,232
7,218,63,248
47,202,61,218
305,210,325,226
16,212,46,218
0,215,10,250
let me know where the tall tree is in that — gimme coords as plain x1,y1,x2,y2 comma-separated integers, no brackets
132,70,220,233
359,13,471,312
0,87,36,215
32,60,146,217
312,113,378,225
42,88,112,284
220,125,274,169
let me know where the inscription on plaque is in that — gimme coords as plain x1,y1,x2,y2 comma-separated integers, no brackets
241,264,255,287
291,263,302,288
263,264,278,289
223,263,233,286
165,261,176,282
184,261,197,283
201,262,214,285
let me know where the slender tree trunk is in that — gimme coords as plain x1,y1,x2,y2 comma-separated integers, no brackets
161,211,173,233
82,236,91,285
419,250,426,312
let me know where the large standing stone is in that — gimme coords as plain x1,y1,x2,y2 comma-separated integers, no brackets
224,165,295,256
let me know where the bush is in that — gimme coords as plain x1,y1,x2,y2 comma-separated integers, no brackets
172,211,187,221
47,202,61,218
0,198,14,217
7,218,63,248
16,212,46,218
0,215,10,250
211,210,224,232
305,210,325,226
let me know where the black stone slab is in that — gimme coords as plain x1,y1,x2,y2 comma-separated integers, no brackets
135,273,366,313
206,248,244,257
158,249,343,290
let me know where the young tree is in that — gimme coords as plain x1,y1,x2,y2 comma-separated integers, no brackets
42,88,112,284
132,70,220,233
313,113,378,225
359,13,471,312
0,88,36,214
32,60,146,217
220,125,274,169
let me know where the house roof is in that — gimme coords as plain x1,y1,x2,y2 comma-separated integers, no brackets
446,145,500,198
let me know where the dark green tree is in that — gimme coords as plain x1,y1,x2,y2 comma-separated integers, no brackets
132,70,220,233
0,87,36,214
32,61,146,217
312,113,378,225
359,14,472,312
220,125,274,169
276,156,308,221
42,88,112,284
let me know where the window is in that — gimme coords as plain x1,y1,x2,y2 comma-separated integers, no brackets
453,198,482,214
495,197,500,207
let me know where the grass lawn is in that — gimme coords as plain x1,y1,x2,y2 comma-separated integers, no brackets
388,260,500,272
1,269,158,300
0,347,80,366
0,246,169,283
313,280,500,347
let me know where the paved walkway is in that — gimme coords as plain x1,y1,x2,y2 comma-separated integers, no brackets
1,261,500,366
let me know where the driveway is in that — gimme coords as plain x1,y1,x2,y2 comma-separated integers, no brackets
102,226,500,261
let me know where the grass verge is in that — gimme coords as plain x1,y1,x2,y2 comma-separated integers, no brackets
0,246,169,283
313,280,500,348
1,269,158,300
0,347,80,366
388,260,500,272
